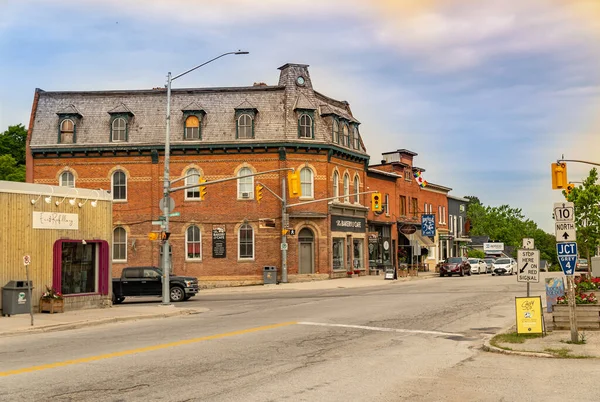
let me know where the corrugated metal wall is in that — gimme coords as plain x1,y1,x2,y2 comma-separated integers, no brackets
0,183,112,310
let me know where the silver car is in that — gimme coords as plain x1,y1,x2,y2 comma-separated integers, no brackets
483,258,496,273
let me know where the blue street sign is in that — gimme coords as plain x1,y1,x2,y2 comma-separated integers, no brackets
421,214,436,237
556,242,578,276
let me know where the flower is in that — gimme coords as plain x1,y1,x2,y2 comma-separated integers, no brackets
41,286,63,301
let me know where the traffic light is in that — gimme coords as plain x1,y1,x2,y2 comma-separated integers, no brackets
287,170,301,198
371,192,382,212
160,232,171,241
551,163,567,189
199,177,207,200
565,183,575,196
256,184,263,203
148,232,159,241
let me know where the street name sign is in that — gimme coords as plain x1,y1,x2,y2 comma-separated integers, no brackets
555,221,576,242
557,242,578,276
522,238,534,250
517,249,540,283
553,202,574,222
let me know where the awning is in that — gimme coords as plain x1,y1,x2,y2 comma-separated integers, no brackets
454,237,472,243
407,232,435,247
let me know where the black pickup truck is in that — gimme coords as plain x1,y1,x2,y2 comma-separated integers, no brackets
112,266,199,304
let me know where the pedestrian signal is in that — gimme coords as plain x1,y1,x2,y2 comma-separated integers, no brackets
160,232,171,241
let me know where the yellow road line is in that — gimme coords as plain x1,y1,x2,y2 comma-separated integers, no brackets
0,321,297,377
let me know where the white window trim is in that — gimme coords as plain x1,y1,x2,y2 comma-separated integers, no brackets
112,227,127,262
299,167,314,200
353,176,360,204
237,167,254,200
333,172,339,202
184,169,200,201
59,171,75,188
185,225,202,261
343,174,350,203
238,224,255,261
111,171,127,203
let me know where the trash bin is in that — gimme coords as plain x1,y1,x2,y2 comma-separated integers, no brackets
263,266,277,285
2,280,33,317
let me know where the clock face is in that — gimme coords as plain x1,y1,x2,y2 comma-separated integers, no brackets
296,76,305,86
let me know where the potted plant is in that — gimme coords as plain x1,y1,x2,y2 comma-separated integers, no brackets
39,286,64,314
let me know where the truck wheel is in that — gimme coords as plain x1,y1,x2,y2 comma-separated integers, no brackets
170,286,185,302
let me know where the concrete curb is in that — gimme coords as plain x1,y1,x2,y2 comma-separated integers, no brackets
0,308,208,338
482,339,556,358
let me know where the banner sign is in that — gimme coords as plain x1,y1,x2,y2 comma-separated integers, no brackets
421,214,435,236
212,226,226,258
545,277,565,313
331,215,365,233
33,212,79,230
515,296,544,334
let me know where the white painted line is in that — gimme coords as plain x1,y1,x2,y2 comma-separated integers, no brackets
298,322,463,338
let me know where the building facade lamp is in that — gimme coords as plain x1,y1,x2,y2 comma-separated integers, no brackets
68,189,79,206
31,186,55,205
79,190,100,208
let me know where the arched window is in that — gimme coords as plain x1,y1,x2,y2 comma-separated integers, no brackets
238,223,254,259
299,114,312,138
300,167,313,198
60,119,74,144
237,114,253,139
353,126,360,149
112,171,127,201
113,227,127,262
332,119,339,143
185,116,200,140
185,168,200,199
237,167,254,199
333,171,339,202
59,171,75,188
186,225,201,260
354,176,360,204
112,118,127,142
343,174,350,203
342,125,349,147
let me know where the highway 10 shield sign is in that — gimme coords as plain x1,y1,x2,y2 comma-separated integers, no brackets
517,249,540,283
557,242,577,276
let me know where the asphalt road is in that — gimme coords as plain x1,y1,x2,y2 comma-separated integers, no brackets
1,272,598,401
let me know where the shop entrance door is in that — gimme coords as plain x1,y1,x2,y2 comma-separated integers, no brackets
298,228,314,274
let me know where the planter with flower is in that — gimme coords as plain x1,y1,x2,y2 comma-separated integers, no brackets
553,291,600,330
39,286,64,314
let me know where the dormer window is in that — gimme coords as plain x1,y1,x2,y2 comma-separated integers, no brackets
342,124,349,147
56,104,82,144
185,116,200,140
112,118,127,142
298,114,313,138
107,103,134,143
352,126,360,149
332,119,339,143
237,114,253,139
60,119,75,144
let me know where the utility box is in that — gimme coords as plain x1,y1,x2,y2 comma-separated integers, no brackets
2,280,33,317
263,266,277,285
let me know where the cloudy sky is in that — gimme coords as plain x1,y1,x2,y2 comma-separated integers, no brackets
1,0,600,232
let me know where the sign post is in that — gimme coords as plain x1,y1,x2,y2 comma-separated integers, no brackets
555,201,578,343
23,255,34,327
517,249,540,297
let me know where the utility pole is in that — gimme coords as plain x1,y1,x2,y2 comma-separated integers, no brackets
281,177,288,283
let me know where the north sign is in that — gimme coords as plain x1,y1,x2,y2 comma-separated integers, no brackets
555,221,576,242
556,242,577,276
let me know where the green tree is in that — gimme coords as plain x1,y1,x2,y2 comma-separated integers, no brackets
0,154,25,181
565,168,600,273
0,124,27,166
467,249,485,258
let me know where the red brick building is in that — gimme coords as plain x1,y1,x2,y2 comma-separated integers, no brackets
26,63,372,286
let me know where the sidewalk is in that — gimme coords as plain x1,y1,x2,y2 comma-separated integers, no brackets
483,311,600,358
0,272,438,338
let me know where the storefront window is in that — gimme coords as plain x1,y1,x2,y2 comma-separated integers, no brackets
353,239,364,269
333,238,344,270
61,242,97,295
368,225,391,267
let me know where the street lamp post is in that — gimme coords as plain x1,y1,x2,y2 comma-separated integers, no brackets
161,51,249,305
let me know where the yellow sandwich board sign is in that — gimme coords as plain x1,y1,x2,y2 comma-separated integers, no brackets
515,296,544,334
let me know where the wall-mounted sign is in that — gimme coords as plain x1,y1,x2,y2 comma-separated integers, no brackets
483,242,504,252
212,226,226,258
399,224,416,235
33,212,79,230
331,215,365,233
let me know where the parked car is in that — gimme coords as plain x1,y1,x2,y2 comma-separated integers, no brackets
492,258,517,275
468,258,487,274
483,258,496,273
112,266,199,304
440,257,471,277
576,258,589,272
